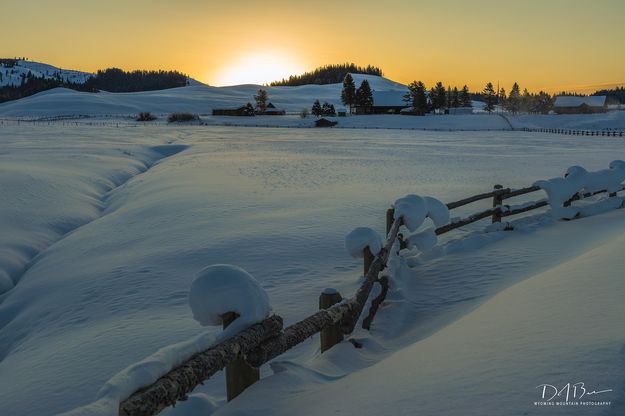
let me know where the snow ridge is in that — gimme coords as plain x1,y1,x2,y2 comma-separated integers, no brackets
0,144,188,304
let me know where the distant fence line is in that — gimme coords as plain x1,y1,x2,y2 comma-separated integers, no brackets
1,118,623,136
117,175,624,416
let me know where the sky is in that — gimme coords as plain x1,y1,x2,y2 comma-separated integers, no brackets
3,0,625,93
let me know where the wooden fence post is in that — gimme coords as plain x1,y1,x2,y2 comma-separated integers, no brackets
363,247,374,275
386,208,394,235
222,312,260,401
492,184,503,223
319,289,343,352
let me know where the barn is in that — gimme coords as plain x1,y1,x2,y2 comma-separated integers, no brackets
372,91,409,114
553,96,607,114
212,104,254,116
354,90,409,114
262,102,286,115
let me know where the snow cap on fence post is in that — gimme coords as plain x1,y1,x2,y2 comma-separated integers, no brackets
345,227,383,276
188,264,271,333
188,264,271,402
345,227,383,259
393,194,427,231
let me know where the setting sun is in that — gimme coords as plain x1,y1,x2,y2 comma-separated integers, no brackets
213,51,306,86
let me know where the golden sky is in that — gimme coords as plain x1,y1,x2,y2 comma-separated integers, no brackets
4,0,624,92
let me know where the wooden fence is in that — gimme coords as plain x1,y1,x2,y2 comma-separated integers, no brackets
519,127,624,137
117,177,624,416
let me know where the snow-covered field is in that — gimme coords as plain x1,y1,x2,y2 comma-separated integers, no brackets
1,124,624,415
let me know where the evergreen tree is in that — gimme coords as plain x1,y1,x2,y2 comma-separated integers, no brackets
460,85,472,107
356,80,374,113
404,81,428,115
452,87,460,108
507,82,521,114
499,87,507,110
533,91,553,114
431,82,447,112
341,73,356,114
483,82,496,113
322,102,336,116
243,102,255,116
311,99,323,117
520,88,532,113
254,89,268,113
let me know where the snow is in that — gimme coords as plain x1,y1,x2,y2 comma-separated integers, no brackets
554,95,607,107
406,227,437,252
1,124,625,415
534,167,586,207
63,331,219,416
0,60,92,87
393,194,427,231
188,264,271,329
424,196,450,227
534,162,625,218
370,90,408,107
393,194,450,233
221,215,625,415
345,227,383,258
0,74,403,118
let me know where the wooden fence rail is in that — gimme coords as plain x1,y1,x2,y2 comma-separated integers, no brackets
118,178,624,415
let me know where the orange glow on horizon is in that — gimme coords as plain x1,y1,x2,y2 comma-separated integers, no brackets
4,0,625,93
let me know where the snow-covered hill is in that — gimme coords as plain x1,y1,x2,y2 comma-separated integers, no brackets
0,73,407,117
0,59,92,87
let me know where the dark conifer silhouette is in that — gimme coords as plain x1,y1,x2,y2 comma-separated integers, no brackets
270,63,383,86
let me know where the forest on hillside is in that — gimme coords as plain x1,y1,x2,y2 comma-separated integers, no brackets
0,66,188,103
269,63,383,86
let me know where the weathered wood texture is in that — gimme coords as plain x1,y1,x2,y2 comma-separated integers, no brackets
435,207,497,235
492,184,504,223
363,247,374,275
446,189,506,209
502,200,549,217
446,184,541,210
503,185,541,199
319,290,344,352
386,208,394,235
222,312,260,401
118,315,283,416
362,276,389,330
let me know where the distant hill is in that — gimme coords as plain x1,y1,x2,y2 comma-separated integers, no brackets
0,59,191,103
0,59,91,87
270,63,384,87
0,73,407,117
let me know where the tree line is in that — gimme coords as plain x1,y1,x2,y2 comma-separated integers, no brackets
387,79,555,115
592,86,625,105
0,67,189,103
81,68,188,92
270,63,383,87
